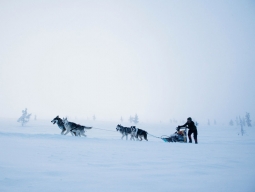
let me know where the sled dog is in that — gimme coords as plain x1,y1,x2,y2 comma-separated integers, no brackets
62,117,92,137
130,126,148,141
51,116,79,136
116,124,135,140
51,116,67,135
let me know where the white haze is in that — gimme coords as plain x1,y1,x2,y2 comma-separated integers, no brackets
0,0,255,123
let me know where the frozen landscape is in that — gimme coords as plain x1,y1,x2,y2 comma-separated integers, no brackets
0,118,254,192
1,0,255,191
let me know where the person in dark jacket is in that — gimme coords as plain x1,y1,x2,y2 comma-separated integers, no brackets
178,117,198,144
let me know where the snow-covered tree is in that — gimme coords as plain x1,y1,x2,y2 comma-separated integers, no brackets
120,116,123,122
245,112,252,127
34,115,37,120
17,108,31,126
133,114,139,124
93,115,96,121
229,119,234,126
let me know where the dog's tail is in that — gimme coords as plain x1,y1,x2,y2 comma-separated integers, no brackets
83,126,92,129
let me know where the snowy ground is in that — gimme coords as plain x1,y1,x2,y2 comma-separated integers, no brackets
0,118,254,192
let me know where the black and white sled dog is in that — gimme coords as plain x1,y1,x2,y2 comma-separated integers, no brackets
116,124,135,140
51,116,68,135
51,116,80,136
130,126,148,141
62,117,92,137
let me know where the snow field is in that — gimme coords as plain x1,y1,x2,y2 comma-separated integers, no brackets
0,119,254,192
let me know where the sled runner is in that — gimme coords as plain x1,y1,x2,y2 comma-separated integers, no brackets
161,128,187,143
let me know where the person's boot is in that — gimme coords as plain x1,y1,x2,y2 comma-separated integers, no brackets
188,136,192,143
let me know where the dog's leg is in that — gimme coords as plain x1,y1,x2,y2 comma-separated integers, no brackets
74,130,81,136
60,127,66,135
121,134,125,140
81,131,86,137
74,130,78,136
72,130,77,136
131,132,136,141
144,133,148,141
64,128,70,135
132,132,139,141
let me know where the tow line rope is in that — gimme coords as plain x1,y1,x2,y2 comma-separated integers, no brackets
92,127,116,132
147,133,161,139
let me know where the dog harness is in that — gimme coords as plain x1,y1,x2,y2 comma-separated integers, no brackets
131,127,138,137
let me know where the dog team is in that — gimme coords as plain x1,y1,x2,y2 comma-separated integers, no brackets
116,124,148,141
51,116,92,137
51,116,148,141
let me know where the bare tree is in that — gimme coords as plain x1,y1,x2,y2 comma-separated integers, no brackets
245,112,252,127
239,116,245,136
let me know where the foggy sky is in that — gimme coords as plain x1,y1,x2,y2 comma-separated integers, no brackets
0,0,255,124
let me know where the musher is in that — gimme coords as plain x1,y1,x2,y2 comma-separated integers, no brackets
177,117,198,144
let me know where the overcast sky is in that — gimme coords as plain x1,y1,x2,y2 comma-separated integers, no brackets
0,0,254,124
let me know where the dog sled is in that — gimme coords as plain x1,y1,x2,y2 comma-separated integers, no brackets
161,128,187,143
